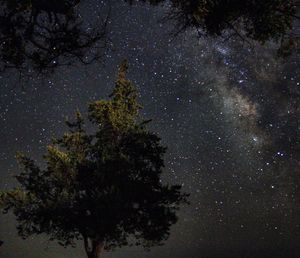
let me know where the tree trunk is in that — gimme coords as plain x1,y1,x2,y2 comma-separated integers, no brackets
84,236,103,258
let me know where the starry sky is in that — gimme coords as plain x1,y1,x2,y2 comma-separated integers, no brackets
0,1,300,258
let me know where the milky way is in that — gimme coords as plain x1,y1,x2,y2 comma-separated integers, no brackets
0,1,299,257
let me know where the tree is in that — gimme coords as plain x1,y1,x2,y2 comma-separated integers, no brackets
0,61,188,258
2,0,300,76
146,0,297,40
1,0,299,76
128,0,300,54
0,0,109,75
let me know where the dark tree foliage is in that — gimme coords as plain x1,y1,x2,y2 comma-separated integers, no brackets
0,0,109,74
0,61,188,258
1,0,299,76
128,0,300,54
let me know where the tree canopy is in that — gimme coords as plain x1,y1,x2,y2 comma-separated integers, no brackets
1,0,299,75
0,61,188,258
0,0,108,74
140,0,298,41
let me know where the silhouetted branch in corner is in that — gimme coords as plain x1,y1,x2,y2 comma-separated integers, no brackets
0,0,111,75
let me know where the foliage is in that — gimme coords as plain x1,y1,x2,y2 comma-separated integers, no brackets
0,61,188,258
129,0,299,52
0,0,109,74
1,0,299,75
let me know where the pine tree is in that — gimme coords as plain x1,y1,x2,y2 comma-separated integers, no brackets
0,61,188,258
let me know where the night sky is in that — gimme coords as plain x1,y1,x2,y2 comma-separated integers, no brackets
0,1,300,258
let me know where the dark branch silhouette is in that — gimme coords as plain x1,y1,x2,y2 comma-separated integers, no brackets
128,0,300,55
0,0,110,75
1,0,300,76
